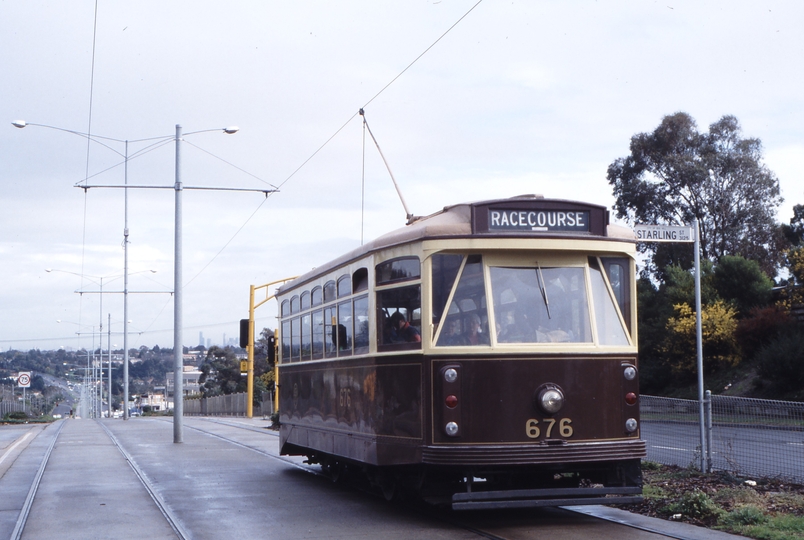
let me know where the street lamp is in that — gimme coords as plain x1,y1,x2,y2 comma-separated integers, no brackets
16,119,274,443
48,268,157,419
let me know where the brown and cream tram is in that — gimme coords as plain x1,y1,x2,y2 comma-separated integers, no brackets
276,195,645,509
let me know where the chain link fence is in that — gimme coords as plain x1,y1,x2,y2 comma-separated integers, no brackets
1,400,28,417
641,394,804,483
184,392,274,417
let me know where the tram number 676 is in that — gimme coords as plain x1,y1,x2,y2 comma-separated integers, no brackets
525,418,573,439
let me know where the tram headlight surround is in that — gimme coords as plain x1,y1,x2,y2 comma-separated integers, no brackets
535,384,565,414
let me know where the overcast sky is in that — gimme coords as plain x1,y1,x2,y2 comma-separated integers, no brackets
2,0,802,352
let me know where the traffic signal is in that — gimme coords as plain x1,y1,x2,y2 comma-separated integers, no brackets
239,319,249,348
267,335,276,364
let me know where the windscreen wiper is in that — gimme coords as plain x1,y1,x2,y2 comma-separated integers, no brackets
536,261,551,319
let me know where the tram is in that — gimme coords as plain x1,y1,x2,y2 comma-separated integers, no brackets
275,195,645,509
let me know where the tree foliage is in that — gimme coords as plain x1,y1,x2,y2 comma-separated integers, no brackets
711,256,773,316
608,112,784,277
661,301,740,378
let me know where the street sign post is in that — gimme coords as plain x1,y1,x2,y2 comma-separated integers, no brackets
635,221,707,472
633,224,694,243
17,372,31,388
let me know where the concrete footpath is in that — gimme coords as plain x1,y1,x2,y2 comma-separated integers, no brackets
1,417,747,540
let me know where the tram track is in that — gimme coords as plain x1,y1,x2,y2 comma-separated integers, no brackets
9,421,64,540
98,421,192,540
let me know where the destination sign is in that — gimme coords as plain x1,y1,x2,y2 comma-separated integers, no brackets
488,209,590,232
634,225,694,243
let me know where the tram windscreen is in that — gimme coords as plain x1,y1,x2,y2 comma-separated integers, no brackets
490,266,591,343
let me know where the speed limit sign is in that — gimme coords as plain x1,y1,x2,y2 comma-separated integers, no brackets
17,372,31,388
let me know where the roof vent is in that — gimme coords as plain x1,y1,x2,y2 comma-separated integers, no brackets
511,194,544,200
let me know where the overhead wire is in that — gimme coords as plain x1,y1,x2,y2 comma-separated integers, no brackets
57,0,484,348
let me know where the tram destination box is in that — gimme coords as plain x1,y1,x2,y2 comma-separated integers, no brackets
471,199,609,236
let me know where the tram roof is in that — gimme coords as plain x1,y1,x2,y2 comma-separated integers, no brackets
279,195,635,292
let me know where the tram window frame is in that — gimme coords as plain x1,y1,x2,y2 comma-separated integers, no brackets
312,309,324,359
376,257,421,285
300,291,311,311
376,284,422,351
434,255,491,347
290,295,300,314
353,295,369,355
336,300,353,356
323,280,336,303
601,257,632,334
324,305,337,358
281,300,290,317
353,267,368,293
290,317,301,361
589,257,631,346
281,320,291,360
300,312,312,360
337,275,351,298
311,286,323,307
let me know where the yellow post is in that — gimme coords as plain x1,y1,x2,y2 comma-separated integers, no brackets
244,277,297,421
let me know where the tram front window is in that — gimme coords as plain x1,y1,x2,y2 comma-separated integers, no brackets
490,266,591,343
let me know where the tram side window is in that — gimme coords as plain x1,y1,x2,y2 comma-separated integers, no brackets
311,286,323,307
300,312,312,360
337,275,351,298
336,300,353,355
281,320,291,361
324,305,337,358
436,255,490,347
353,295,369,354
312,310,324,359
323,280,336,303
377,285,422,349
376,257,420,284
290,317,301,361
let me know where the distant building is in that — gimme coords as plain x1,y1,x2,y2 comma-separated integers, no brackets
166,366,202,396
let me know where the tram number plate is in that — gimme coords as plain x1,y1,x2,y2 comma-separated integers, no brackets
525,418,573,439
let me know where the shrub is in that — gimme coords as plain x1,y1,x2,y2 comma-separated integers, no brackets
667,489,722,520
755,332,804,394
735,306,794,361
718,505,767,527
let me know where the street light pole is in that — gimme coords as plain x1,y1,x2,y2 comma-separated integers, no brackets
16,119,273,441
173,124,184,442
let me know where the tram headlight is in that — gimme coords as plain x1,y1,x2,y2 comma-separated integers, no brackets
536,385,564,414
445,421,459,437
444,368,458,383
623,365,637,381
625,418,638,433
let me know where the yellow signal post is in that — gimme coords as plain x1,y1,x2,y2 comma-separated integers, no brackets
245,277,297,418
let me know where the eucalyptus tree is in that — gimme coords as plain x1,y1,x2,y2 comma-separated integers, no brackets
607,112,784,277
